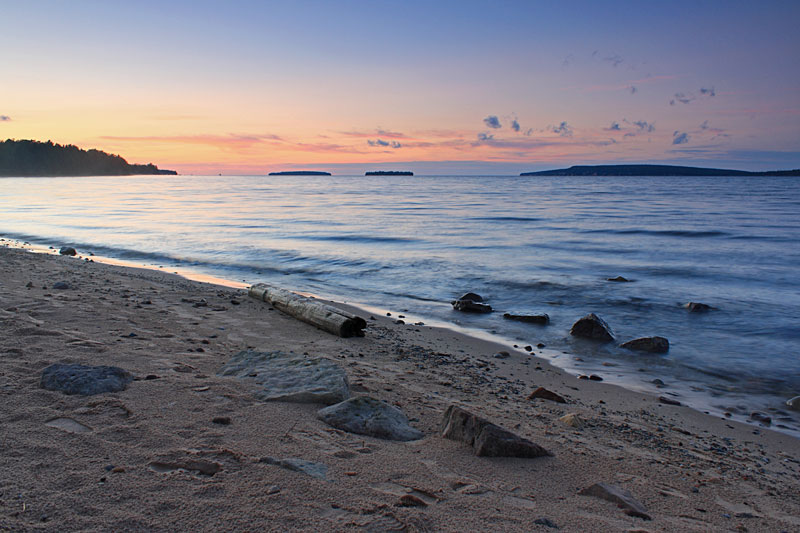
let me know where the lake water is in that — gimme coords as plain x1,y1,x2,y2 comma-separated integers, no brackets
2,174,799,434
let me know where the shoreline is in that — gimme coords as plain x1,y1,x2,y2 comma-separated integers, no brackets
5,235,797,440
1,243,798,531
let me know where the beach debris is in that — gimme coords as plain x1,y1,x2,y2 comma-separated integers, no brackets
558,413,585,429
659,396,682,406
570,313,614,342
503,313,550,324
40,363,133,396
52,281,70,290
607,276,631,282
317,396,423,441
59,246,77,256
685,302,712,312
451,292,493,313
527,386,567,404
786,396,800,411
620,336,669,353
578,482,651,520
44,417,92,433
441,405,551,458
218,350,350,405
749,412,772,425
533,517,560,529
249,283,367,337
259,456,329,480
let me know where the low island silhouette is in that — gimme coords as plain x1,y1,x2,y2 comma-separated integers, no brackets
268,171,331,176
365,171,413,176
0,139,177,177
521,164,800,177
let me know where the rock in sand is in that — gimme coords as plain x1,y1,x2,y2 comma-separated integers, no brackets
217,350,349,405
259,457,329,480
570,313,614,342
441,405,551,458
59,246,77,256
317,396,423,441
559,413,585,429
620,336,669,353
579,482,651,520
40,363,133,396
527,387,567,404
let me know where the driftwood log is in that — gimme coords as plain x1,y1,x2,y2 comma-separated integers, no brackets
248,283,367,338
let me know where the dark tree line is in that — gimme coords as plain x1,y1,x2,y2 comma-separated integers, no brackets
0,139,176,176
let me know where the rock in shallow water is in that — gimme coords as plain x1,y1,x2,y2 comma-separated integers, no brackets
786,396,800,412
685,302,712,312
218,350,349,405
441,405,551,458
570,313,614,342
58,246,77,256
620,336,669,353
317,396,423,441
40,364,133,396
503,313,550,324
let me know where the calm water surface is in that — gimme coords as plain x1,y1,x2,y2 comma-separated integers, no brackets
2,174,799,434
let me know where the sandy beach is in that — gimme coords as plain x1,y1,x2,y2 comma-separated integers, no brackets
1,244,798,532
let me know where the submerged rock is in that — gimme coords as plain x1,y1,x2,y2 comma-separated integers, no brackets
570,313,614,342
620,336,669,353
317,396,423,441
503,313,550,325
452,293,493,313
40,364,133,396
59,246,77,256
218,350,349,405
685,302,712,312
527,387,567,404
579,482,651,520
606,276,631,282
441,405,551,458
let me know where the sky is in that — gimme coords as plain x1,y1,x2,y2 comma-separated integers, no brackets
2,0,799,174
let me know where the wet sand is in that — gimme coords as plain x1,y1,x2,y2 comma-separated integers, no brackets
1,244,798,532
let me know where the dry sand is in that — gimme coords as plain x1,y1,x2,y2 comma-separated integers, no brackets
1,244,798,532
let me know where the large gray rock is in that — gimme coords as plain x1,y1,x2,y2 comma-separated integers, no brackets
218,350,349,405
620,336,669,353
317,396,423,441
441,405,551,458
59,246,77,256
579,482,651,520
40,364,133,396
452,292,493,313
570,313,614,342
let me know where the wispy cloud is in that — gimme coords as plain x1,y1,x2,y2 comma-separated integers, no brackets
0,115,10,121
629,86,637,95
607,121,621,131
101,133,284,150
340,128,407,139
550,121,573,137
672,131,690,145
477,132,495,142
632,120,655,133
670,87,717,106
483,115,502,129
367,139,402,148
670,92,694,105
699,87,716,97
510,119,520,132
604,54,624,67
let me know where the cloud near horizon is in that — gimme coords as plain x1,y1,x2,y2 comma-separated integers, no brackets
367,139,402,148
673,131,690,145
550,121,573,137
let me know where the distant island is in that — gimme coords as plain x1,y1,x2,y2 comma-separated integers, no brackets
365,171,413,176
521,164,800,177
268,171,331,176
0,139,177,176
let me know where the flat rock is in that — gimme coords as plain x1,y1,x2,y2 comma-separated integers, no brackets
579,482,651,520
607,276,631,282
620,336,669,353
503,313,549,324
40,364,133,396
786,396,800,412
441,405,551,458
59,246,77,256
685,302,712,312
527,387,567,404
45,417,92,433
52,281,70,290
659,396,682,406
457,292,484,302
570,313,614,342
317,396,423,441
218,350,349,405
259,456,329,480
